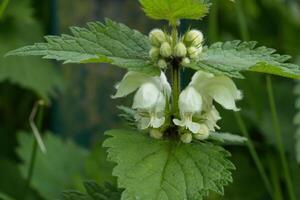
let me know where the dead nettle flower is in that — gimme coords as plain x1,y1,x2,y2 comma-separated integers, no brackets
112,71,171,137
174,71,242,143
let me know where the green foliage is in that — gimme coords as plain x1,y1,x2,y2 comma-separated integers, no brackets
209,132,247,145
139,0,209,23
61,181,122,200
6,19,160,76
0,0,63,100
17,132,88,200
0,192,14,200
103,129,235,200
294,83,300,163
187,41,300,79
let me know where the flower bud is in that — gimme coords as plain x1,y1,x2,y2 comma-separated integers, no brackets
174,42,187,57
149,47,160,59
188,47,199,59
158,59,167,69
160,42,172,58
180,133,193,143
150,129,163,139
194,125,209,140
181,57,190,65
149,29,166,47
184,30,203,47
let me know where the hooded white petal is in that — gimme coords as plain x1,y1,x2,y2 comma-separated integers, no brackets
112,72,151,99
204,106,221,131
190,71,242,111
178,86,202,113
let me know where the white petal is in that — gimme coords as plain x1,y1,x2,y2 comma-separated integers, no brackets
139,117,151,129
112,72,151,99
205,106,221,131
150,116,165,128
152,72,172,98
173,119,185,127
178,86,202,113
132,82,165,110
186,121,201,134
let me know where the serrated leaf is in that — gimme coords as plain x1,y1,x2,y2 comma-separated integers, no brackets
209,132,247,145
17,132,88,200
103,129,235,200
6,19,160,76
139,0,209,23
61,181,122,200
187,41,300,79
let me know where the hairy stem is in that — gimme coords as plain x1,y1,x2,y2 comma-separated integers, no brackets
234,112,274,197
171,24,180,118
266,76,296,200
24,104,45,198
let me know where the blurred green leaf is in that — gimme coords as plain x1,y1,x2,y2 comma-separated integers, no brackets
103,129,235,200
209,132,247,145
187,41,300,79
0,0,63,101
139,0,209,23
61,181,121,200
17,132,88,200
6,19,160,76
0,192,15,200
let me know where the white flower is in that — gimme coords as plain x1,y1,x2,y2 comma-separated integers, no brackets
112,71,171,130
184,30,204,47
174,71,241,139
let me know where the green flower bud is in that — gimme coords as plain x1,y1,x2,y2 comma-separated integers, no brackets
180,133,193,143
181,57,190,65
174,42,187,57
149,47,160,59
158,59,167,69
160,42,172,58
184,30,203,47
194,125,209,140
150,129,163,139
188,47,199,59
149,29,166,47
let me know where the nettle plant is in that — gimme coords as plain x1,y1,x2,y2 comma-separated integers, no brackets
6,0,300,199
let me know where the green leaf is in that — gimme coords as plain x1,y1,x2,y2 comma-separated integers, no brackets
0,192,15,200
209,132,247,145
61,181,122,200
103,129,235,200
187,41,300,79
139,0,209,23
294,82,300,163
6,19,160,76
0,0,63,100
17,132,88,200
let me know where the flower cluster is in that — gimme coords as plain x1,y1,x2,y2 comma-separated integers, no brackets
149,29,204,68
112,29,242,143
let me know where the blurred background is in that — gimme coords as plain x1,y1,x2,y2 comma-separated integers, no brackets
0,0,300,199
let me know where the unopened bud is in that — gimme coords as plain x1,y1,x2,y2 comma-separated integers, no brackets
160,42,172,58
181,57,190,65
180,133,193,143
184,30,203,47
149,47,160,59
150,129,163,139
174,42,187,57
194,125,209,140
158,59,167,69
188,47,199,59
149,29,166,47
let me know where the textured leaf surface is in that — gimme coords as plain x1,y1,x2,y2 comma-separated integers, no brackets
17,132,88,200
61,181,121,200
6,19,160,75
139,0,209,23
188,41,300,79
103,129,235,200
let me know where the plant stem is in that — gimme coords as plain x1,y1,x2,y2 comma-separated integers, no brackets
266,76,296,200
267,154,283,200
24,104,45,198
235,0,250,41
171,24,180,118
0,0,10,19
234,112,274,198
